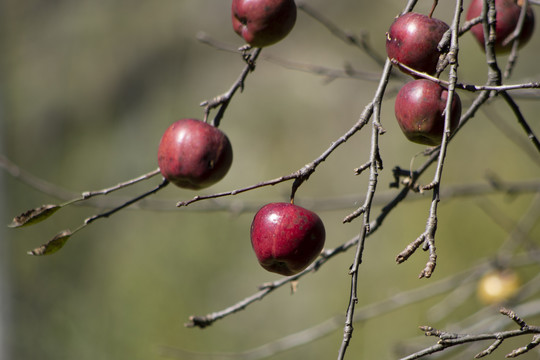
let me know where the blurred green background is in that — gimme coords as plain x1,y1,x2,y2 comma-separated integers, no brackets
1,1,539,359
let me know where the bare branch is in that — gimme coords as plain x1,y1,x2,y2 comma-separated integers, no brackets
169,253,540,360
401,309,540,360
399,0,463,279
337,57,392,359
503,0,531,78
389,60,540,92
84,178,169,225
196,32,383,82
3,153,538,214
184,234,360,328
499,90,540,153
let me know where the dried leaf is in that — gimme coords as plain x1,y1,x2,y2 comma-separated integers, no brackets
9,204,61,228
27,230,72,256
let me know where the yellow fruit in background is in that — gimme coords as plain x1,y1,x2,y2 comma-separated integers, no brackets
477,270,521,305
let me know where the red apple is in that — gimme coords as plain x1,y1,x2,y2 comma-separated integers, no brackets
232,0,297,48
157,119,233,189
250,202,325,276
386,12,450,76
466,0,535,54
394,79,462,146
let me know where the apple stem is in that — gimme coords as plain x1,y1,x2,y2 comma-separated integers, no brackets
429,0,438,18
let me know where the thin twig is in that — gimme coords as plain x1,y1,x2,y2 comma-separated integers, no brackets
85,178,169,225
179,89,376,206
196,32,383,83
166,252,540,360
503,0,530,79
200,47,262,127
390,60,540,92
400,309,540,360
407,0,463,279
81,168,162,199
296,1,387,67
184,234,361,328
182,169,536,330
499,90,540,153
481,104,540,166
4,154,538,214
337,58,390,359
23,177,169,255
176,173,297,207
459,15,482,35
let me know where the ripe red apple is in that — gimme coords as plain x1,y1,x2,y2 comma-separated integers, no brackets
394,79,462,146
386,12,450,76
466,0,535,54
232,0,297,48
157,119,233,189
250,202,325,276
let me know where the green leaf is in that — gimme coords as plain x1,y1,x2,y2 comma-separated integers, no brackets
27,230,72,256
9,204,61,228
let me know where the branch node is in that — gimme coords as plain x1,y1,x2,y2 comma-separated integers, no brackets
354,162,371,175
342,207,365,224
185,315,212,329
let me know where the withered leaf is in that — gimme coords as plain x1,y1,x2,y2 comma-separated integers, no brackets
9,204,61,228
27,230,72,256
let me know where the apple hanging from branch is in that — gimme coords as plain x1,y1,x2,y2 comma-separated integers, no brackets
157,119,233,190
394,79,462,146
250,202,326,276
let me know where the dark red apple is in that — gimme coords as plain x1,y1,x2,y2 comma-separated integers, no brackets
386,12,450,76
250,202,325,276
157,119,233,189
394,79,462,146
466,0,535,54
232,0,297,48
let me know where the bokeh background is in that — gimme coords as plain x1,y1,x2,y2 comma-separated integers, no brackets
1,1,539,359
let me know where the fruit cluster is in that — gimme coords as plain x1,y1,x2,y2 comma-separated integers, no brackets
386,11,461,146
156,0,536,276
156,0,324,276
386,0,534,146
7,2,538,356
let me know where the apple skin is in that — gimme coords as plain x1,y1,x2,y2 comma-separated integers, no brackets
250,202,325,276
232,0,297,48
386,12,450,76
466,0,535,54
157,119,233,190
394,79,462,146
